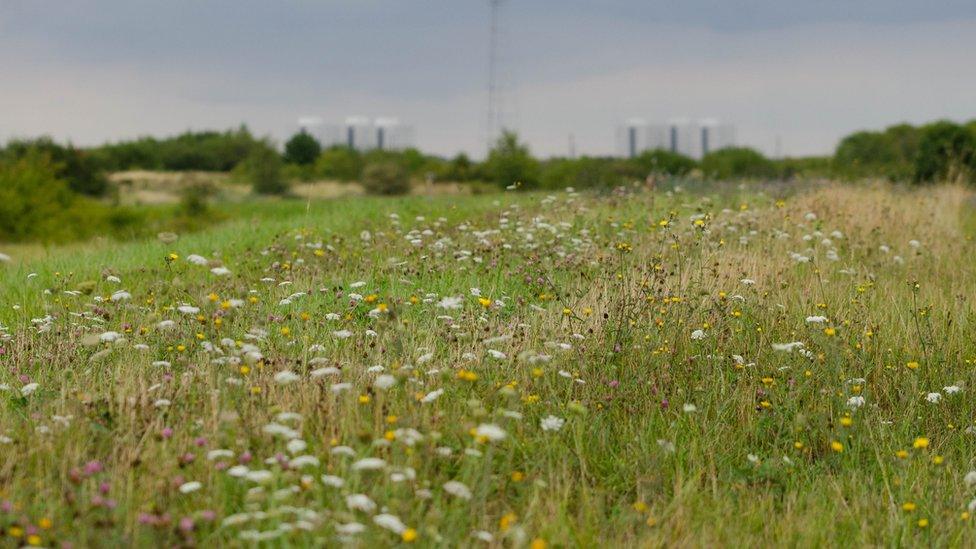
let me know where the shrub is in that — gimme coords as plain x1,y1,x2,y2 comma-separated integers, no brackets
2,137,109,196
632,150,697,177
283,130,322,165
700,147,776,180
485,131,539,190
361,162,410,195
244,144,289,195
913,121,976,184
315,146,363,181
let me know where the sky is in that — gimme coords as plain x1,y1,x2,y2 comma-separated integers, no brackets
2,0,975,159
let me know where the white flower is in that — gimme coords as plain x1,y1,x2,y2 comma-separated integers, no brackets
540,415,565,432
443,480,473,500
771,341,805,353
345,494,377,513
274,371,300,385
290,455,320,468
965,471,976,487
321,474,345,488
487,349,507,360
186,254,208,265
690,329,705,340
374,374,396,390
332,329,353,339
944,385,962,395
846,396,865,410
20,383,39,397
926,392,942,404
373,514,407,534
210,266,232,276
437,296,463,310
179,481,202,494
336,522,366,535
351,458,387,471
245,470,274,483
420,389,444,403
177,305,200,315
99,331,122,342
286,439,307,455
474,423,506,441
110,290,132,302
805,316,827,324
682,403,697,413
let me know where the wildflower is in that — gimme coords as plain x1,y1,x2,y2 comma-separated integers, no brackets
690,329,705,340
830,441,844,453
925,392,942,404
437,296,463,310
401,528,418,542
179,481,202,494
443,480,473,500
540,415,565,432
913,437,929,449
345,494,377,513
373,514,407,534
474,424,507,442
274,371,300,384
906,361,919,370
682,403,697,413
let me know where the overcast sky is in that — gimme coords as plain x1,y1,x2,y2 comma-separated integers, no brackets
2,1,975,158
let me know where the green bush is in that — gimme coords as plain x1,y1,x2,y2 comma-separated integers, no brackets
244,144,289,195
283,130,322,165
315,146,363,181
2,137,109,196
632,150,697,177
700,147,776,180
833,124,920,181
913,121,976,184
91,126,261,172
485,131,540,190
361,162,411,195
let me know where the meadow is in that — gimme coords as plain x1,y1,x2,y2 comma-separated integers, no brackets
2,180,976,547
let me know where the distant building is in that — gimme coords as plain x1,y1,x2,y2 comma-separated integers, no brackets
311,116,415,152
617,118,735,159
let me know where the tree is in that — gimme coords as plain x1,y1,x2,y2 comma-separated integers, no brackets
361,162,410,195
632,150,697,176
315,146,363,181
283,129,322,165
485,131,539,189
244,143,289,195
2,137,109,196
700,147,775,180
913,121,976,184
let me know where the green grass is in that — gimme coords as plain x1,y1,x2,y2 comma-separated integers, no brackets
1,182,975,547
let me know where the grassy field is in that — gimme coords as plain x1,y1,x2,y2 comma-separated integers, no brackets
2,181,976,547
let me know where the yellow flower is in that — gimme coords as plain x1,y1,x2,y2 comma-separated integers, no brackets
479,297,492,308
499,512,518,531
917,518,929,528
895,450,908,459
902,502,916,512
823,327,836,336
358,395,371,404
830,441,844,453
840,417,853,427
401,528,418,542
511,471,525,482
906,361,919,370
913,437,929,449
530,539,547,549
26,534,41,546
